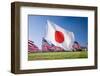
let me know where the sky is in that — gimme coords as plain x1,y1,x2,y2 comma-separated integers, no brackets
28,15,88,49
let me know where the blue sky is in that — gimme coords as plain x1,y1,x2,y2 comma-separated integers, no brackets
28,15,88,49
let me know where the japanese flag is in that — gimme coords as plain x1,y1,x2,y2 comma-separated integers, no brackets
45,20,75,51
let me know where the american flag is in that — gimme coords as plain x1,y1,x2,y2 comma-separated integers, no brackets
28,40,39,52
42,38,64,52
42,38,52,52
72,41,81,50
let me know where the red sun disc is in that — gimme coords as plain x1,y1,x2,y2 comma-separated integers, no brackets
55,31,64,43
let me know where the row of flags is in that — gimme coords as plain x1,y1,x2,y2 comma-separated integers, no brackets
28,20,80,52
42,38,64,52
28,38,64,52
28,39,81,52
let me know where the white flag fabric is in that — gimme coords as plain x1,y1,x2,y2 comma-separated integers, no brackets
45,20,75,51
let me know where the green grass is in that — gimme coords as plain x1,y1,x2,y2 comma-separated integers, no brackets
28,51,88,61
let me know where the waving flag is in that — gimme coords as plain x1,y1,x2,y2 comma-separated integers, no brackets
28,40,39,52
45,20,75,51
72,41,81,50
42,38,52,52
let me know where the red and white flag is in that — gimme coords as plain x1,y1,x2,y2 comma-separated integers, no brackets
45,20,75,51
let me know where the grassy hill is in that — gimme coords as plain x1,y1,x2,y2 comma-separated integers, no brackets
28,51,88,61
